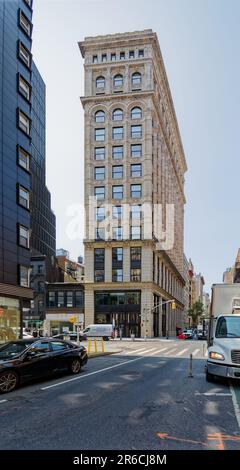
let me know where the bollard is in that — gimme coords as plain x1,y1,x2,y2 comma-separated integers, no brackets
101,337,104,353
94,338,97,353
87,339,91,354
188,353,193,378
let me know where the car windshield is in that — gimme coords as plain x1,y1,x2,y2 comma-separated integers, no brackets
0,341,31,359
216,316,240,338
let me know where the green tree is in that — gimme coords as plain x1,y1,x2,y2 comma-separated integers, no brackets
188,300,204,327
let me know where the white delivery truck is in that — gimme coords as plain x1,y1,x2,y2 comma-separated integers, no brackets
206,283,240,381
82,324,114,341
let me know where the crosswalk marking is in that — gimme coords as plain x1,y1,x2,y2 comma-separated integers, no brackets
164,348,177,355
192,349,200,356
124,348,148,355
145,348,159,356
136,348,157,355
176,348,188,356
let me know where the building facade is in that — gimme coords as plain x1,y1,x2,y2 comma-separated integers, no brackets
56,250,84,283
45,283,84,336
79,30,187,338
0,0,56,342
0,0,34,342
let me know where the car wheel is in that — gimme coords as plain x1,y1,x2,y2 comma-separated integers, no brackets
69,358,81,375
0,370,19,394
206,369,215,383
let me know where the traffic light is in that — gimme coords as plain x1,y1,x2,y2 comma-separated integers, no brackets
171,301,176,310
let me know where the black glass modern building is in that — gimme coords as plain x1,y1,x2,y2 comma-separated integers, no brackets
0,0,56,342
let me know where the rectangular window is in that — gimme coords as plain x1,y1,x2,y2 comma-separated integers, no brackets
94,186,105,200
130,226,141,240
19,225,30,248
95,166,105,180
48,292,55,307
120,51,125,60
131,164,142,178
93,55,98,63
19,10,31,36
38,264,43,274
67,292,73,308
102,54,107,62
131,204,141,220
112,227,123,240
95,147,105,160
112,247,123,263
94,248,105,282
112,127,123,140
131,125,142,139
129,50,135,58
112,165,123,179
112,146,123,159
18,74,31,101
131,184,142,198
57,292,64,307
131,144,142,158
138,49,144,58
17,146,30,172
19,265,30,287
95,207,105,221
18,109,30,136
112,205,122,220
112,269,123,282
18,225,30,248
18,185,30,209
111,53,116,61
95,128,105,141
75,291,84,307
131,268,141,282
131,247,141,262
112,185,123,199
18,41,31,68
95,228,105,240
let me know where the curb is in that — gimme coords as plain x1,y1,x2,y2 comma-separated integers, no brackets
88,350,123,358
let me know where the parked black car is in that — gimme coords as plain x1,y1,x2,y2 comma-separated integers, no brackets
0,338,88,394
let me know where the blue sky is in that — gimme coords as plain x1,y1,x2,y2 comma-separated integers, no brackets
32,0,240,293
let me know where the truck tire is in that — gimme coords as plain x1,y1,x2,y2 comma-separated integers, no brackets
206,369,215,383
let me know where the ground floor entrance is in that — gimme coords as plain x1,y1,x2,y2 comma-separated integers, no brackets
95,312,141,338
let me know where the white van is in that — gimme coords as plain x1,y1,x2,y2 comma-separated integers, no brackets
83,324,114,341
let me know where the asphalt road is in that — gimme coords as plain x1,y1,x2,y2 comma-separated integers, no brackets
0,339,240,450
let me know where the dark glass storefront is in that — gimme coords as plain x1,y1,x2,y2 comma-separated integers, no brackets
95,291,141,337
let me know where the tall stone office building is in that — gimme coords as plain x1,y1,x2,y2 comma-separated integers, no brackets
79,30,187,337
0,0,55,341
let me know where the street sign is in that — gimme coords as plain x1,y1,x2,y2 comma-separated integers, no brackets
69,316,77,324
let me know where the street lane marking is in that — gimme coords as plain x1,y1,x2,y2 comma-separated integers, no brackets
230,384,240,429
147,349,164,356
163,348,177,355
157,432,208,448
41,356,146,391
136,348,156,356
124,348,148,355
195,392,232,396
176,348,188,356
192,349,200,356
0,400,7,404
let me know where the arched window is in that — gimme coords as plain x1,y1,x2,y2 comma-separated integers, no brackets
95,110,105,123
113,74,123,87
132,72,141,86
131,107,142,120
96,76,105,89
112,109,123,121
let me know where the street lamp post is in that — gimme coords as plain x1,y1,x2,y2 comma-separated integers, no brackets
142,299,176,340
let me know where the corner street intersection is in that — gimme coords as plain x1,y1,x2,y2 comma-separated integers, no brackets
0,339,240,450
